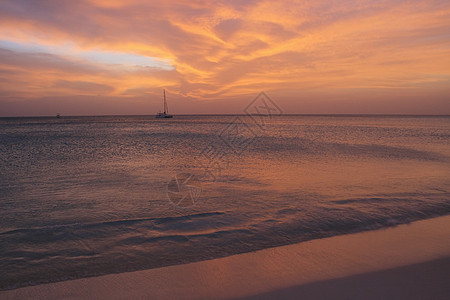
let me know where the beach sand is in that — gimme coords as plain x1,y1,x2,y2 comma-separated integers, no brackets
1,215,449,299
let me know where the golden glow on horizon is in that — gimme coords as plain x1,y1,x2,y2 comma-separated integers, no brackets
0,0,449,115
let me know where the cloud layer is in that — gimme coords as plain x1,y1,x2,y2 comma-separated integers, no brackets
0,0,449,115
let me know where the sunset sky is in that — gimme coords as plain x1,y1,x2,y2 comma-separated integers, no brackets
0,0,449,116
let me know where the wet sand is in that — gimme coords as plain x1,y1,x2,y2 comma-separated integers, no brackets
241,257,450,300
1,215,449,300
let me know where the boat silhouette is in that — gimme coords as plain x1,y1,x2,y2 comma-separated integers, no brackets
156,89,173,118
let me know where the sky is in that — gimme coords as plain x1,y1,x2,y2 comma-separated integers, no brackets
0,0,449,116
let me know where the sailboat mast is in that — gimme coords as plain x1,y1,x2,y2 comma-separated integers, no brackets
163,89,168,114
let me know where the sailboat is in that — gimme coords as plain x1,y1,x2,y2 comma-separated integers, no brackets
156,89,173,118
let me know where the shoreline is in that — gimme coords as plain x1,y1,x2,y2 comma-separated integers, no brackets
1,215,449,299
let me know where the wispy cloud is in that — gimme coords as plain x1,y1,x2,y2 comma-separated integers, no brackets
0,0,449,115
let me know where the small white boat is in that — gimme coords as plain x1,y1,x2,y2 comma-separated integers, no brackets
156,89,173,118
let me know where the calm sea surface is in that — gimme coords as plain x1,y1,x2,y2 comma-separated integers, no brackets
1,115,449,289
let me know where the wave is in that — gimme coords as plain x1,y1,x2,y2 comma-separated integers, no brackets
253,136,449,162
0,211,227,236
1,193,449,290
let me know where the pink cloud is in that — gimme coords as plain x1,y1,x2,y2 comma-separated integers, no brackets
0,0,449,115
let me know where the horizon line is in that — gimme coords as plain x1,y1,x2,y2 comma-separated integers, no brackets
1,113,450,118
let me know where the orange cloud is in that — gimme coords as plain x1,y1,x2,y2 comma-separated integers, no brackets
0,0,449,115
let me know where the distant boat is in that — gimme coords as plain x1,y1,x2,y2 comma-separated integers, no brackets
56,113,61,118
156,89,173,118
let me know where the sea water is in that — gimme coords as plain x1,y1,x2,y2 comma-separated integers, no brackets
0,115,449,289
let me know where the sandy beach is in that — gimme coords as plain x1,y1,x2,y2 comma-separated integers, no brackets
1,215,449,300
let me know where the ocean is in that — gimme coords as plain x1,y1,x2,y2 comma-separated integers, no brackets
0,115,449,289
